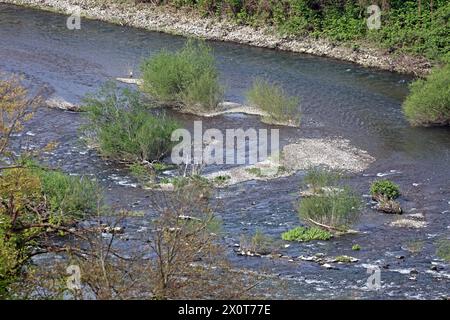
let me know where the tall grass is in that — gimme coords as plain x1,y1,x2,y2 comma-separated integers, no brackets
141,40,224,111
303,166,342,194
246,78,300,125
83,82,179,162
299,187,362,232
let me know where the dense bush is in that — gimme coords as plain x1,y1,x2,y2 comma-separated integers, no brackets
140,40,224,110
299,187,362,232
149,1,450,61
403,64,450,126
0,163,100,296
370,179,400,200
31,166,99,219
246,78,301,125
0,77,101,297
281,226,332,242
83,82,179,162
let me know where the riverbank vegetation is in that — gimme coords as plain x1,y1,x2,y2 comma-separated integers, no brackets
1,77,261,298
141,40,224,111
370,179,400,200
246,78,301,125
298,167,362,232
299,187,362,232
143,0,449,63
302,166,342,194
403,63,450,126
139,39,302,126
82,82,179,163
0,77,101,297
370,179,402,214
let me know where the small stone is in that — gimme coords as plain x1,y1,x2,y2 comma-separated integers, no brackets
396,255,405,260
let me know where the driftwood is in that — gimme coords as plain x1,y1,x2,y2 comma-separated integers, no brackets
306,218,358,234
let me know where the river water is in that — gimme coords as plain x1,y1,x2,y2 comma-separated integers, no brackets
1,4,449,299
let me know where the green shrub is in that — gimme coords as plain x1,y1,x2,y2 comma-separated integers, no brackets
141,39,224,110
246,78,300,125
83,82,179,162
241,229,275,255
36,170,98,219
436,239,450,262
370,179,400,200
0,164,101,295
352,244,361,251
303,167,342,194
0,228,20,296
403,64,450,126
150,1,449,62
281,226,332,242
299,187,362,232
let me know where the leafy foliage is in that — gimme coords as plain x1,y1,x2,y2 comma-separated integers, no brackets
281,226,332,242
0,164,100,296
403,63,450,126
151,1,450,61
370,179,400,200
83,82,179,162
141,39,224,110
246,78,300,125
0,76,40,157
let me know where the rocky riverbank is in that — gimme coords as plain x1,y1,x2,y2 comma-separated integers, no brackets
1,0,432,76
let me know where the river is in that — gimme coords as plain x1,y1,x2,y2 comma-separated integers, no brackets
1,3,449,299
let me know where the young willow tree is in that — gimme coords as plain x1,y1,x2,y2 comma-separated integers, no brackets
403,63,450,126
0,76,40,159
140,40,224,111
0,77,99,297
